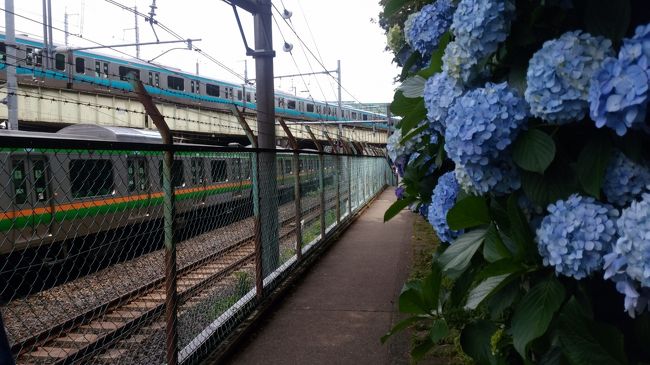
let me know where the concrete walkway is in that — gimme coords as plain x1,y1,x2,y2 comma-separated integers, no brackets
224,188,415,365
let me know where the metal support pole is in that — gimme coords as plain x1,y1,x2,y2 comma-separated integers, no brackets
134,6,140,58
278,119,302,259
42,0,49,69
129,80,177,365
47,0,54,64
253,0,279,281
64,11,69,46
336,155,341,224
348,156,352,214
4,0,18,130
337,60,342,120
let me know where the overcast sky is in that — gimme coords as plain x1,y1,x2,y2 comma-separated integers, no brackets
1,0,399,103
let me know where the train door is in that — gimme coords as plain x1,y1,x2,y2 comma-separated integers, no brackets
190,158,206,204
127,157,150,220
10,156,53,245
232,158,243,197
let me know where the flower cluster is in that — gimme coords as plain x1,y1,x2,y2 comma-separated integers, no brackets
404,0,455,59
387,24,405,53
604,194,650,316
387,129,414,163
443,0,514,83
424,71,464,135
445,82,528,194
428,171,463,242
525,31,613,124
536,194,619,279
603,150,650,206
589,24,650,136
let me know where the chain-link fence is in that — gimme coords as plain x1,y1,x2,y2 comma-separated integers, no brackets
0,134,394,364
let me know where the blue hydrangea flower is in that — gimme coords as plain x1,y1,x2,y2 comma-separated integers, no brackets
404,0,455,59
604,193,650,316
395,186,406,200
589,24,650,136
525,31,613,123
387,129,416,163
444,82,528,194
424,71,464,135
428,171,463,242
419,203,429,219
444,0,514,83
536,194,619,279
603,150,650,206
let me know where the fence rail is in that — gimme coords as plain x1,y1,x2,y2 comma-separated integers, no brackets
0,135,394,365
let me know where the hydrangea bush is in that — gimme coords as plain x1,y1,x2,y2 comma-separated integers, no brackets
381,0,650,363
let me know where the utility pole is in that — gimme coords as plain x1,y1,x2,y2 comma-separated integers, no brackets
337,59,342,119
5,0,18,130
42,0,49,68
134,6,140,58
47,0,54,63
64,10,69,46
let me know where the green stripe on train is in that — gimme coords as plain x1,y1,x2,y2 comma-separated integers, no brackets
0,183,251,233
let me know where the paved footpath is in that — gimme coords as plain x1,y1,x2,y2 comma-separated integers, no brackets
223,188,415,365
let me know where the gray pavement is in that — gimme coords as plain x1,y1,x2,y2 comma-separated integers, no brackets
223,188,415,365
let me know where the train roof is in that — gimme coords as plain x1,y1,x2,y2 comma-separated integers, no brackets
57,125,163,144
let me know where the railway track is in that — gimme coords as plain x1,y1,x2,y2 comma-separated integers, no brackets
10,198,330,365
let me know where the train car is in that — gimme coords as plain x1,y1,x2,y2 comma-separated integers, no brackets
0,125,331,261
0,32,389,129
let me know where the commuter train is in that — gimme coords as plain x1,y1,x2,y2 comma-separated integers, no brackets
0,125,335,257
0,32,388,129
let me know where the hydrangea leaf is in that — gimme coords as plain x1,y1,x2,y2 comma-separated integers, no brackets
460,320,499,365
429,319,449,343
391,90,421,117
513,129,556,174
398,75,426,98
438,228,488,277
507,195,536,262
384,195,415,222
465,274,511,310
380,315,423,344
446,195,490,230
558,297,627,365
511,278,565,358
483,224,512,262
576,134,612,198
584,0,630,43
521,166,577,208
398,280,428,314
382,0,408,19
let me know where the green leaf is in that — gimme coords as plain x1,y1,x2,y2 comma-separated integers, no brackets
400,123,429,145
486,281,520,320
399,75,426,98
437,228,488,277
398,281,427,314
384,196,415,222
412,338,435,362
382,0,407,19
576,134,612,198
558,298,627,365
381,315,425,344
483,224,512,263
513,129,556,174
430,319,449,343
477,258,524,281
460,320,498,365
511,278,566,358
391,90,421,116
507,195,536,261
399,98,427,135
421,263,443,312
446,195,491,230
521,166,577,208
584,0,631,43
465,274,511,310
418,32,451,78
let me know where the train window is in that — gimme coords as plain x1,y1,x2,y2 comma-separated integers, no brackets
75,58,85,74
119,66,140,81
242,159,251,179
307,104,314,113
70,160,114,198
27,48,42,67
26,47,33,65
167,76,185,91
155,74,160,87
191,158,205,185
206,84,220,97
352,112,357,120
237,90,243,101
33,160,49,202
287,100,296,110
127,159,148,192
0,43,5,62
284,161,292,174
95,61,101,77
103,62,109,78
246,92,251,102
211,160,228,182
191,80,201,94
55,53,66,71
11,160,28,204
191,80,195,93
362,114,368,121
158,160,185,188
148,72,153,85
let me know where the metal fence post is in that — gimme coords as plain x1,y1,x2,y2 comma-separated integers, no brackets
252,151,263,299
335,155,341,224
318,153,326,239
348,156,353,214
130,80,178,365
293,152,302,259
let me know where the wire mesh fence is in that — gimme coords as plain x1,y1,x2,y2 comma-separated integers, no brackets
0,135,394,364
